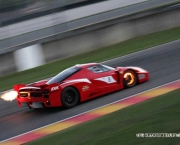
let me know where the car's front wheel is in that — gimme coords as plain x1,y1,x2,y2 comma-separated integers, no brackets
61,87,79,109
123,70,137,88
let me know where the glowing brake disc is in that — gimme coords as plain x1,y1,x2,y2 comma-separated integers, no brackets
124,72,135,85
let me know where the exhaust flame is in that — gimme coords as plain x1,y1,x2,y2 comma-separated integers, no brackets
1,91,18,101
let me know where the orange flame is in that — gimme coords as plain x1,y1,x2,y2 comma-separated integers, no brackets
1,91,18,101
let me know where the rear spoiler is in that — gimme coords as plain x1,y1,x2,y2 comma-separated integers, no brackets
14,84,26,91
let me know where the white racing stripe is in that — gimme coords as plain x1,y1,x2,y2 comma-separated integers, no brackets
95,76,116,84
0,78,180,143
64,78,91,84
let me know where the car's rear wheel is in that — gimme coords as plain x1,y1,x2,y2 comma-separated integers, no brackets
123,70,137,88
61,87,79,109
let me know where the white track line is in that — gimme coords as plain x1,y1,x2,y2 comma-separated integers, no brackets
102,39,180,64
1,78,180,143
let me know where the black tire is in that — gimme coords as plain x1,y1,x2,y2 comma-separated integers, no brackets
61,87,79,109
123,70,137,88
28,104,32,109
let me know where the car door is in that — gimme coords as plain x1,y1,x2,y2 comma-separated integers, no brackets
86,65,120,94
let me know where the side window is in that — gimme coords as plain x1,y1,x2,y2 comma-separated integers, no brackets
87,66,104,73
99,65,110,72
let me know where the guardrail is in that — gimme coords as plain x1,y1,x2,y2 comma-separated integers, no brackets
0,0,106,27
0,0,179,55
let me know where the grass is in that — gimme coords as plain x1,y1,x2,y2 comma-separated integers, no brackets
26,89,180,145
1,26,180,92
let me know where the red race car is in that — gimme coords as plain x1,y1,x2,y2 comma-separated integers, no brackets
14,63,149,109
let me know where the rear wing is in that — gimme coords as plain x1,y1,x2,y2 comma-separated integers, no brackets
13,84,26,91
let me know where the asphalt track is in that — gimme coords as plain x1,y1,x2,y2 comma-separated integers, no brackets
0,40,180,141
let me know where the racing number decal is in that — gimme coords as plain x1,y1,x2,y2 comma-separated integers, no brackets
108,76,111,82
95,76,116,84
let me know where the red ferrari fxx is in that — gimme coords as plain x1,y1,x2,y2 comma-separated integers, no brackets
14,63,149,109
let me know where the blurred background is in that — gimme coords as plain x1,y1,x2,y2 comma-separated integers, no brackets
0,0,105,26
0,0,179,76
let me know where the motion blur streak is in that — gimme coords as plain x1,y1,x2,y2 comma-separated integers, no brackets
1,91,18,101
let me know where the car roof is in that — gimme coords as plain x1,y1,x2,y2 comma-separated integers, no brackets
75,63,99,68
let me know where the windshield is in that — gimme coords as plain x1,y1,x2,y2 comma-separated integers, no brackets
46,66,81,85
100,65,115,71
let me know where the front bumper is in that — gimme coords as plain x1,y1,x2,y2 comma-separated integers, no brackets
138,72,149,83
